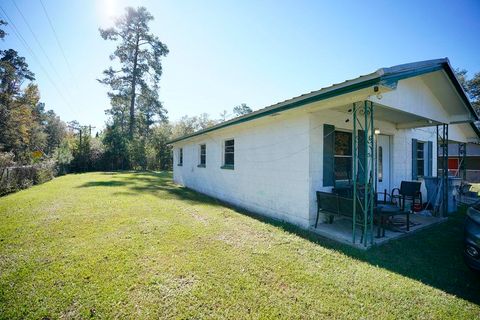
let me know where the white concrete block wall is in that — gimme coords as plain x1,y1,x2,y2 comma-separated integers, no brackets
173,109,442,229
173,111,312,228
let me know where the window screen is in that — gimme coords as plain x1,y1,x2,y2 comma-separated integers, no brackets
417,142,424,177
224,140,234,167
200,144,206,166
334,131,352,181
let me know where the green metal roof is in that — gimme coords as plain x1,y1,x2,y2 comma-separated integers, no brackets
169,58,479,144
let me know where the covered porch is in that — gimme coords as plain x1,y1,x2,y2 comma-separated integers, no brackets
309,95,476,248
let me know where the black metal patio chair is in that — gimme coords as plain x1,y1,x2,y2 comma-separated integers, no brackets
391,181,422,213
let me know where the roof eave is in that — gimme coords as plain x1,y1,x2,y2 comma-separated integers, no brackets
441,60,479,122
168,73,381,144
168,58,480,144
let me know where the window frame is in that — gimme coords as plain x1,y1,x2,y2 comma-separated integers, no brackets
198,144,206,168
417,141,425,178
221,139,235,170
178,148,183,166
378,145,383,182
333,130,353,182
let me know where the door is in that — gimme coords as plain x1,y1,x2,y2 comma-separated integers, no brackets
377,135,391,194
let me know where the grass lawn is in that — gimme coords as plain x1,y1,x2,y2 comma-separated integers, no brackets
1,172,479,319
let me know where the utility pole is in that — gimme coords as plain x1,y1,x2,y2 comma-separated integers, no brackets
67,122,96,172
68,122,81,145
88,125,96,137
68,123,96,142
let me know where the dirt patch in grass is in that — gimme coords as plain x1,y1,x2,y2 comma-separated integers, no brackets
214,224,276,249
177,205,209,225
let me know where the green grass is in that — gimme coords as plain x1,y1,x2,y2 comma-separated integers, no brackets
0,172,479,319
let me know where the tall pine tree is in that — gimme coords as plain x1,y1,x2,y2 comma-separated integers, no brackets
98,7,169,138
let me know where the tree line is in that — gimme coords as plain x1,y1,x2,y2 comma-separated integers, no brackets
0,8,253,185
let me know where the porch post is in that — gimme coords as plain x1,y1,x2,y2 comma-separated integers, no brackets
352,101,375,246
436,124,449,217
459,143,467,180
369,101,375,245
352,103,358,244
363,101,369,245
444,124,449,216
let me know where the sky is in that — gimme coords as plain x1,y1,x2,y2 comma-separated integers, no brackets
0,0,479,133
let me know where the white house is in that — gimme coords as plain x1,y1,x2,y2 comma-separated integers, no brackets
170,59,480,246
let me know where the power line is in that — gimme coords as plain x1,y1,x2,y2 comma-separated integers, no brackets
10,0,76,102
39,0,80,91
0,6,78,118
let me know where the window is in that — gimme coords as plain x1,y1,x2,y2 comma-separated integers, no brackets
334,131,352,181
378,146,383,182
417,142,425,177
222,139,234,169
178,148,183,166
199,144,206,167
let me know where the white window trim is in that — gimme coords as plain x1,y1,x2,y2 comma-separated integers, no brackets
198,144,206,167
417,141,426,178
334,130,353,182
178,147,183,166
222,138,235,169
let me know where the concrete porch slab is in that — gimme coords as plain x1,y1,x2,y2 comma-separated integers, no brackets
309,214,447,249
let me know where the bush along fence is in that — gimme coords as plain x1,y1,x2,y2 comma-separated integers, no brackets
0,159,57,196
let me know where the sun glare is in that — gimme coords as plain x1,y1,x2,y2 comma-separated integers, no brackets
96,0,120,26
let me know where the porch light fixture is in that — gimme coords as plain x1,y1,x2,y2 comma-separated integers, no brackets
374,128,381,135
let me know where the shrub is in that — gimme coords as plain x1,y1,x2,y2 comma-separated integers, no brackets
0,153,58,196
34,159,57,184
0,165,36,195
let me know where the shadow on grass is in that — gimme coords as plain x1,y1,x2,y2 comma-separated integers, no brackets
78,171,480,305
79,180,129,187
